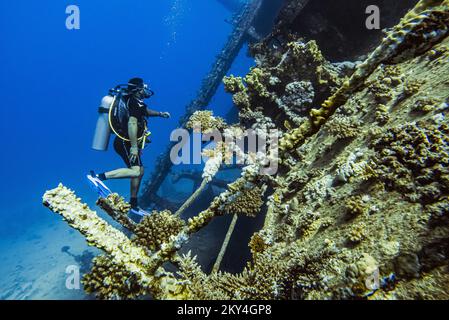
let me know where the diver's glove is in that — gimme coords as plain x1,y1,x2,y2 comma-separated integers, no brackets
160,112,171,118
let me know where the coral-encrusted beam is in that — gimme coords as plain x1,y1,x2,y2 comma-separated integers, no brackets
43,185,158,285
43,184,195,299
96,194,137,232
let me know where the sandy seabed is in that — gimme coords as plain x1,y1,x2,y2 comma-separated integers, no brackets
0,219,94,300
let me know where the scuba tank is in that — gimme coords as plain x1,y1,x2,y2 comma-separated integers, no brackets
92,95,114,151
92,85,127,151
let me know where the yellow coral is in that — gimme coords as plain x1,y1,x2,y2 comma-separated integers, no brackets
413,97,440,113
187,209,216,233
185,110,226,133
348,223,367,243
244,67,271,98
404,79,424,96
223,75,246,94
222,186,265,217
325,115,361,139
273,192,282,204
232,91,251,109
133,210,185,252
83,255,144,300
43,0,449,301
375,104,390,124
249,232,269,255
318,1,449,123
345,195,370,217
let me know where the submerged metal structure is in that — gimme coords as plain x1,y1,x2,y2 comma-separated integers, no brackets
140,0,266,208
215,0,245,12
140,0,313,209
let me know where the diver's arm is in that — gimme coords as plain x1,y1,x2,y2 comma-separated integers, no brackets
128,116,139,162
146,108,162,117
128,116,139,148
146,108,170,118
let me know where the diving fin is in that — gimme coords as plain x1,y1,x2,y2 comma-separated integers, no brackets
87,171,112,198
129,207,151,218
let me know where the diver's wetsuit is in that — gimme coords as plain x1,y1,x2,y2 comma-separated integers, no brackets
114,95,148,168
114,138,143,168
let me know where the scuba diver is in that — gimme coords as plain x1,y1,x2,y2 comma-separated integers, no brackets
88,77,170,216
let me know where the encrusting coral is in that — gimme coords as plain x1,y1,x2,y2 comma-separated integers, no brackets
371,120,449,204
224,38,344,133
324,115,361,140
97,194,136,232
43,0,449,300
280,0,449,152
43,165,268,299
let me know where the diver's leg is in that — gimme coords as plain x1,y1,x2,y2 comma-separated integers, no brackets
103,137,141,179
130,166,144,209
130,166,144,198
104,167,141,179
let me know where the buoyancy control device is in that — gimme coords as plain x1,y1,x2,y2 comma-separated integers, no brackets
91,85,153,151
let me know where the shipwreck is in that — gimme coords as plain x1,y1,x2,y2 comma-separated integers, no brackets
44,0,449,299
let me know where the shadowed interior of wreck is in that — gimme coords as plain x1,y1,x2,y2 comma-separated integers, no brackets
288,0,419,61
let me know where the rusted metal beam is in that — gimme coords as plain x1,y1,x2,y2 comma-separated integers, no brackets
273,0,310,31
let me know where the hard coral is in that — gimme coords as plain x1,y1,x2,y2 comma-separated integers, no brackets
133,210,185,252
185,110,226,133
345,195,370,217
83,255,143,300
224,37,343,138
281,81,315,114
222,185,265,217
348,223,367,244
372,121,449,204
223,75,246,94
244,67,272,99
325,115,361,140
318,0,449,126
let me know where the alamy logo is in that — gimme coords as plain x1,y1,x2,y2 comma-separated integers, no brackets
65,265,80,290
169,126,280,176
66,5,80,30
366,5,380,30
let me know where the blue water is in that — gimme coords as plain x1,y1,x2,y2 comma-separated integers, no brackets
0,0,254,299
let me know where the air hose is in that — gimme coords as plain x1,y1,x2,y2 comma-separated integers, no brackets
108,95,151,149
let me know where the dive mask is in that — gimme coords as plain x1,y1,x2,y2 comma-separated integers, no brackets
142,84,155,99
